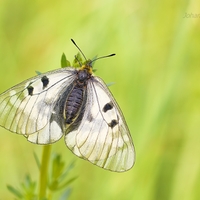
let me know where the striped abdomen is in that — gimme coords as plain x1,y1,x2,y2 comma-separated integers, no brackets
65,84,84,124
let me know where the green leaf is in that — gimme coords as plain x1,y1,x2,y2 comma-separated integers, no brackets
61,53,71,68
7,175,37,199
35,71,42,75
7,185,23,198
106,82,115,87
21,174,36,190
58,161,76,183
57,176,78,190
52,154,65,180
49,153,65,190
21,175,37,199
72,52,82,68
49,155,77,192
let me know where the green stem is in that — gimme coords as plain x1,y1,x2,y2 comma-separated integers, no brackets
39,145,52,200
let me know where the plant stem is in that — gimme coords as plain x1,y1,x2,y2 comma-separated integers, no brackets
39,145,52,200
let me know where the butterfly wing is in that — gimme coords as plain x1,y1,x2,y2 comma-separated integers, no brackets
0,67,76,144
65,76,135,172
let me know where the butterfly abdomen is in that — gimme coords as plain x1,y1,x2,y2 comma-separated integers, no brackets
65,85,84,124
64,68,91,125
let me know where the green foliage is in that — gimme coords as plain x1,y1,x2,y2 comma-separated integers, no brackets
49,154,77,191
7,149,76,200
7,175,37,199
61,52,84,69
61,53,71,68
35,71,42,75
72,52,83,68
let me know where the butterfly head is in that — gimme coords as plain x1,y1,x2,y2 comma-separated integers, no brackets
80,60,93,75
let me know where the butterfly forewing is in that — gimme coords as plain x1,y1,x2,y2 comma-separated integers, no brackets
0,68,76,137
65,76,135,172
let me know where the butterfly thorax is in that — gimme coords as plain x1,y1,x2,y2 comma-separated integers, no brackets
64,67,91,125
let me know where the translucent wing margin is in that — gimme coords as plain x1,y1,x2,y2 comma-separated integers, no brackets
65,77,135,172
0,67,76,144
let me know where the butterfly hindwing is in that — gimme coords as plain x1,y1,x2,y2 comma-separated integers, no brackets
0,67,76,143
65,76,135,172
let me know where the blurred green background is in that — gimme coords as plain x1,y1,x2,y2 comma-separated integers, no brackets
0,0,200,199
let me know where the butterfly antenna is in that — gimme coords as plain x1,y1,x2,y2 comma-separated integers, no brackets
71,39,115,65
91,53,116,64
74,55,82,67
71,39,87,61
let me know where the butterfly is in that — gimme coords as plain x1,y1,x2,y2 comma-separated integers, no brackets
0,39,135,172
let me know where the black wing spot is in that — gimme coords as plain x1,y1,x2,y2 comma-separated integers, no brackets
27,85,34,95
109,119,118,128
41,76,49,89
103,102,113,112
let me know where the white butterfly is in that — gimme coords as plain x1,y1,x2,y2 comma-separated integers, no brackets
0,40,135,172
